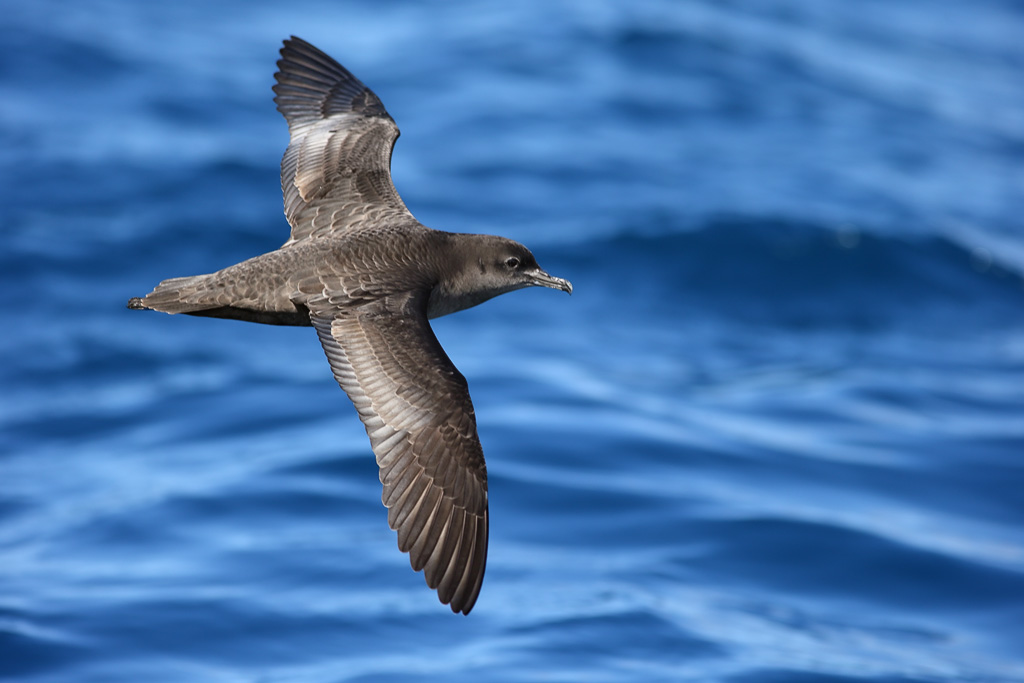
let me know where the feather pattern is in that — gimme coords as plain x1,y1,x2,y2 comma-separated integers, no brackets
273,36,414,245
310,291,488,615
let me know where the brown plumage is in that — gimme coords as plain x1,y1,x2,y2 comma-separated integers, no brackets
128,36,571,614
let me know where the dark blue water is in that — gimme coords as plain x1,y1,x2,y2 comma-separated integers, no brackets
3,1,1024,681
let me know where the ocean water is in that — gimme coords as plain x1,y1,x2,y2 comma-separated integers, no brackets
2,1,1024,681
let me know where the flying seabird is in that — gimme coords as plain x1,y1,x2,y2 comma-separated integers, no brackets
127,37,571,614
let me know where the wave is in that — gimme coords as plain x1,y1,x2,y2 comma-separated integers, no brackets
557,218,1023,328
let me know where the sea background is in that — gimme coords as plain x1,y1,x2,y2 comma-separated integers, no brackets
2,1,1023,681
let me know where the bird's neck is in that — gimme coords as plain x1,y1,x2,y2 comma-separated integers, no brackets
425,233,499,319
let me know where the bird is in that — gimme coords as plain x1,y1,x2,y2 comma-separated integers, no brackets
127,36,572,614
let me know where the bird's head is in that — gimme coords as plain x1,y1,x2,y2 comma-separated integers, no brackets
428,234,572,318
477,237,573,297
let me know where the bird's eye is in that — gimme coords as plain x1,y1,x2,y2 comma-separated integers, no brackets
504,256,521,269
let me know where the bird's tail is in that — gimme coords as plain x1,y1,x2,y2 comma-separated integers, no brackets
127,266,309,326
127,274,216,314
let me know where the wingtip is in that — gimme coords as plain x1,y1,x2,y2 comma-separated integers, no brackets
127,297,146,310
273,34,383,124
278,35,309,61
453,585,480,615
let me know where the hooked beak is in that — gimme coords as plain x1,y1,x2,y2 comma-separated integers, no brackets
528,268,573,295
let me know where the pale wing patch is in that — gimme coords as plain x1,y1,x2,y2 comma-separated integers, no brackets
273,37,414,245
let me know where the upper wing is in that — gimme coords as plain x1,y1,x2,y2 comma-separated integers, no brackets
273,36,415,246
310,292,488,614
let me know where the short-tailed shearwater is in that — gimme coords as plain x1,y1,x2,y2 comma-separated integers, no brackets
128,36,571,615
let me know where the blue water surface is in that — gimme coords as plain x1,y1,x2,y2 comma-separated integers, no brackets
2,1,1024,681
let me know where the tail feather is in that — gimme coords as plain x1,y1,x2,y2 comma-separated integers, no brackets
127,274,216,314
127,269,310,326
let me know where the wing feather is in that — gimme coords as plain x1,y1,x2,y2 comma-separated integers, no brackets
310,293,488,614
273,36,415,245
